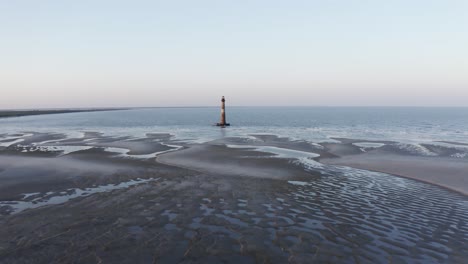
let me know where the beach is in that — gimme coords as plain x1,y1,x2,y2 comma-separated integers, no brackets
0,131,467,263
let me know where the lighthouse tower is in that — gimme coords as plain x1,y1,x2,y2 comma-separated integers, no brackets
216,96,230,127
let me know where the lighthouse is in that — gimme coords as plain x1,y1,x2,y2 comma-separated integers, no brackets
216,96,230,127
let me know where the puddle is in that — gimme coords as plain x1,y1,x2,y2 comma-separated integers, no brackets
0,178,159,215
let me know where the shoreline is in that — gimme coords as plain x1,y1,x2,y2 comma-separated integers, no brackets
0,108,129,119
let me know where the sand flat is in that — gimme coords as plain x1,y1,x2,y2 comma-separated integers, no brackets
321,153,468,195
1,133,467,263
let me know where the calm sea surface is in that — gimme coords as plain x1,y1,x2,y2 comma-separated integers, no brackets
1,107,467,144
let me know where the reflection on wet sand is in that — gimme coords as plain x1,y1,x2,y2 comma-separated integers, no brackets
0,132,467,263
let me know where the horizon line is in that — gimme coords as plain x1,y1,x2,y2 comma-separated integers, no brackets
2,105,468,111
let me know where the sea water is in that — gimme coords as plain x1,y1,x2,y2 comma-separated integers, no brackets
1,107,467,144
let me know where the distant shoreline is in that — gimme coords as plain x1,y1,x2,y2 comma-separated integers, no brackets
0,108,129,119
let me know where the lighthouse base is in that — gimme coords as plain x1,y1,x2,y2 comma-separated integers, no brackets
216,123,230,127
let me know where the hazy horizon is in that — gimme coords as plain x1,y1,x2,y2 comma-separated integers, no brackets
1,1,467,109
3,105,468,111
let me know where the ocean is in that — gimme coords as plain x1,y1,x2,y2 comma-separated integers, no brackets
1,107,467,144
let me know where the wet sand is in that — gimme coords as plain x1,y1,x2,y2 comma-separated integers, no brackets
318,138,468,196
0,133,467,263
158,144,313,179
321,153,468,196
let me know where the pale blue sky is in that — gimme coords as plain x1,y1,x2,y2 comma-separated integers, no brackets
1,0,467,108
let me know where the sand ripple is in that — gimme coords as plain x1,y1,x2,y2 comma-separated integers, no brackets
156,168,467,262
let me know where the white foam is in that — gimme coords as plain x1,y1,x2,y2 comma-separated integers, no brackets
288,181,310,186
395,143,437,156
0,133,34,147
54,131,86,140
159,143,183,154
24,145,94,155
33,139,61,145
104,144,183,159
352,142,386,149
0,138,24,147
295,157,325,170
451,153,467,158
311,143,325,149
104,147,130,155
0,135,23,141
226,145,320,159
227,145,324,173
430,142,468,151
22,192,41,199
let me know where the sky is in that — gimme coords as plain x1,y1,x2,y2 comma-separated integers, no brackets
0,0,467,108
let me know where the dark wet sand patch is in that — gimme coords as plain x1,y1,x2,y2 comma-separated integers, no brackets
146,133,174,141
0,152,191,201
0,170,466,263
